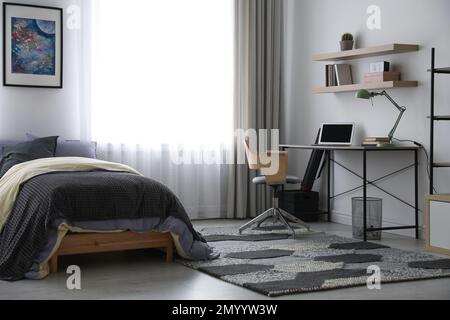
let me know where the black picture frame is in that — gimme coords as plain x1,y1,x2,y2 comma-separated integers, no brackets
3,2,63,88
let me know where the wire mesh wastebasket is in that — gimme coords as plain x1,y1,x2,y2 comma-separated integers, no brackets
352,197,383,240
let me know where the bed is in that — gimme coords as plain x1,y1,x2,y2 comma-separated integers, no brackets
49,231,174,274
0,138,216,281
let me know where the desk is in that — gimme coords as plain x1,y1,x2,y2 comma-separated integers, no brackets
280,144,421,241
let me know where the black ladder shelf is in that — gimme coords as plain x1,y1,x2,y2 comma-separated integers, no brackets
429,48,450,194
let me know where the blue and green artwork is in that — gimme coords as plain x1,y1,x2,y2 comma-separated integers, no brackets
11,17,56,75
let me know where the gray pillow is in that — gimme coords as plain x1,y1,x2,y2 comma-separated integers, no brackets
26,134,97,159
54,140,97,158
0,141,22,153
0,136,59,178
0,140,27,163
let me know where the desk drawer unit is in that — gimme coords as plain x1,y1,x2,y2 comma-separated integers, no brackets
425,195,450,256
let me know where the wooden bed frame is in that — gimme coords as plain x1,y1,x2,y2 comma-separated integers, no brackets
49,231,174,273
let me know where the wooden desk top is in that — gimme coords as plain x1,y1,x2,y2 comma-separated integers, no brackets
280,144,421,151
426,194,450,202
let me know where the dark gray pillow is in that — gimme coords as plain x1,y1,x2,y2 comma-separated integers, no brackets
0,136,59,178
54,140,97,158
26,134,97,159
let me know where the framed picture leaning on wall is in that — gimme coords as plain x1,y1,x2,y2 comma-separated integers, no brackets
3,2,63,88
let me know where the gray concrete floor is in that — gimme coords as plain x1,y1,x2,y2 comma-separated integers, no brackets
1,220,449,300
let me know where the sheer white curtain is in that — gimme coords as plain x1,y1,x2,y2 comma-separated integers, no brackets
89,0,234,219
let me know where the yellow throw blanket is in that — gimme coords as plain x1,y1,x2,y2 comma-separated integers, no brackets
0,157,141,230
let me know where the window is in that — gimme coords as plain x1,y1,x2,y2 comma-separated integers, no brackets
91,0,234,145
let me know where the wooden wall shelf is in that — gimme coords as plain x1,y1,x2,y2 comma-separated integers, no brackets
311,81,418,94
313,44,419,62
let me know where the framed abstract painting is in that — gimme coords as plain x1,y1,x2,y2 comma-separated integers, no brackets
3,3,63,88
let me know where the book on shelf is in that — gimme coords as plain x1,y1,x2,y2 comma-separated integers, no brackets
364,137,391,142
325,64,352,86
362,137,390,146
325,64,337,87
335,64,353,86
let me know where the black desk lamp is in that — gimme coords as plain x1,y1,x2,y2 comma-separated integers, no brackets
355,89,407,147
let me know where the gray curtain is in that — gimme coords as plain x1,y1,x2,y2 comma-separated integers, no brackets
227,0,284,219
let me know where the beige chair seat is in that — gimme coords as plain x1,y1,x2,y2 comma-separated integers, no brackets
252,176,301,185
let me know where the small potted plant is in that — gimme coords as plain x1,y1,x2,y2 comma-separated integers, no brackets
340,33,354,51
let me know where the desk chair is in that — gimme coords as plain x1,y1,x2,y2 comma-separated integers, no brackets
239,137,310,237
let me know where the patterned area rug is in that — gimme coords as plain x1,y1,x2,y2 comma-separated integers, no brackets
179,225,450,297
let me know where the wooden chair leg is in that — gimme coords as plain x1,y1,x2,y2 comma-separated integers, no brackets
49,255,58,274
166,241,174,263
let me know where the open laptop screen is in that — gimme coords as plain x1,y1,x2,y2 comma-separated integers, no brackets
319,124,354,146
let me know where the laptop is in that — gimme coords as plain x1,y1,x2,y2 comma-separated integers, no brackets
317,123,355,146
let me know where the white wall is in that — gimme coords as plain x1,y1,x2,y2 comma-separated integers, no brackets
282,0,450,237
0,0,83,140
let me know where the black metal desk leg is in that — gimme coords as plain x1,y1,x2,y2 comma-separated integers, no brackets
327,151,332,222
415,149,420,239
363,150,368,242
